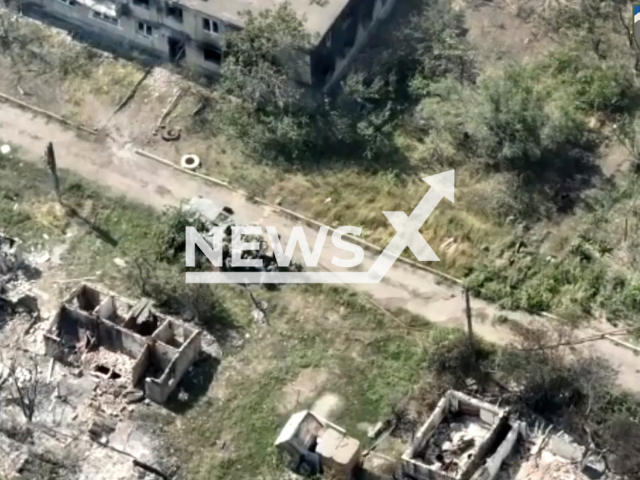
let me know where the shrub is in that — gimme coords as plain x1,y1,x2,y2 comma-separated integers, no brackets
469,64,587,174
153,204,209,263
540,48,636,114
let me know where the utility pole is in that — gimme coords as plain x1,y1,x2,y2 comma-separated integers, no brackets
43,142,61,204
464,286,474,352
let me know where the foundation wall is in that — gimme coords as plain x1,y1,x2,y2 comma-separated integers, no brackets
131,344,151,387
151,319,173,344
172,330,201,380
471,423,521,480
410,396,450,457
96,296,117,322
145,330,201,403
153,340,178,370
97,319,147,359
459,414,508,480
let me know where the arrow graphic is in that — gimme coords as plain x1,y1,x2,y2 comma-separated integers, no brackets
185,170,455,284
367,169,454,281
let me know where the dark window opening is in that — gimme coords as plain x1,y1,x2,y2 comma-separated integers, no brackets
91,10,118,26
166,4,183,22
137,21,153,36
168,37,186,62
202,18,219,33
133,0,149,7
203,47,222,64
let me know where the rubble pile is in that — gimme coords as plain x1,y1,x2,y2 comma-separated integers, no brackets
421,417,490,475
0,233,41,326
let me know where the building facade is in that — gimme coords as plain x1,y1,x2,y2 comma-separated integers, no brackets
18,0,397,89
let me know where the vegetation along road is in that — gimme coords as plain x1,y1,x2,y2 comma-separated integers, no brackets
2,99,639,392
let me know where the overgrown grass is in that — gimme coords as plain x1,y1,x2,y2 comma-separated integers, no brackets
0,11,145,123
162,284,454,480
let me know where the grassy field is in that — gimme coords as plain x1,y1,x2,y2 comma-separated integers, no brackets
0,10,147,126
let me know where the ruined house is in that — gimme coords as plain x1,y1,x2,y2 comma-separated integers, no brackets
275,410,362,480
43,283,202,404
18,0,397,90
401,391,514,480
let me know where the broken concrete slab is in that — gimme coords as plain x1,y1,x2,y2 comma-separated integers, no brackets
548,433,585,463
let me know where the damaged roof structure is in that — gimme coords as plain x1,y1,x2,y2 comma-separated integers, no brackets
44,283,202,404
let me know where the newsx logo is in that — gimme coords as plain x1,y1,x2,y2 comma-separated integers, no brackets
185,170,454,284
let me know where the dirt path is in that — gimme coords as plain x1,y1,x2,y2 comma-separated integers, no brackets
1,100,639,393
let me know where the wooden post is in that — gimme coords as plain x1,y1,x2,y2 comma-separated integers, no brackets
464,287,474,350
44,142,61,203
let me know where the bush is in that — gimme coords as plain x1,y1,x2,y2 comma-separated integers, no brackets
469,64,586,174
540,47,636,114
425,330,495,387
153,204,209,263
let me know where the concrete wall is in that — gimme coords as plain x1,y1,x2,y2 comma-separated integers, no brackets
152,318,197,346
131,343,151,387
96,296,117,322
44,305,96,359
471,423,522,480
459,415,508,480
409,395,450,457
151,340,176,369
170,329,201,380
97,318,147,359
75,284,101,312
144,329,201,403
152,318,173,344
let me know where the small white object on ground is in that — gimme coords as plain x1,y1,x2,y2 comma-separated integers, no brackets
0,145,10,155
180,154,201,170
113,258,127,267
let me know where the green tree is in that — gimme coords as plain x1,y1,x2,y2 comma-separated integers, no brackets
212,3,402,164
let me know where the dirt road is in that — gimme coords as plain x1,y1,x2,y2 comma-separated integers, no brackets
2,100,639,392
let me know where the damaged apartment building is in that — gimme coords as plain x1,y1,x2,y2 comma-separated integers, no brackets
43,283,202,404
17,0,397,89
